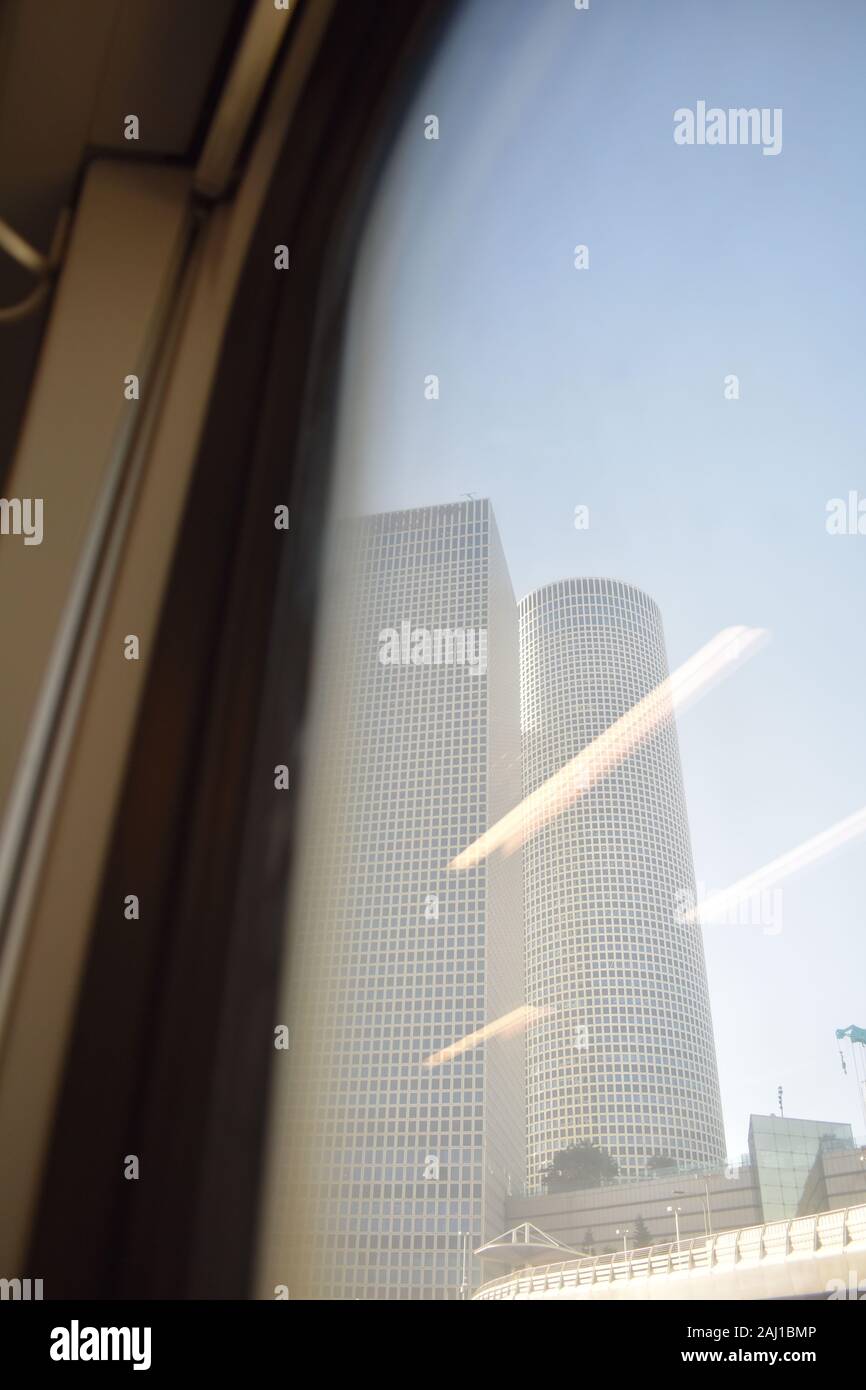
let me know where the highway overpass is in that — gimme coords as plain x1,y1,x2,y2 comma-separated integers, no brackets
473,1202,866,1300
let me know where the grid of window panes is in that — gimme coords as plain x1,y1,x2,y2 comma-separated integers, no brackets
259,499,524,1299
519,578,726,1190
748,1115,854,1221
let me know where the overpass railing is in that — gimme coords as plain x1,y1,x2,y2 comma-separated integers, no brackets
473,1202,866,1299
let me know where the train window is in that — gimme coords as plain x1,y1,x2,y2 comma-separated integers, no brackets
10,1,866,1320
254,0,866,1301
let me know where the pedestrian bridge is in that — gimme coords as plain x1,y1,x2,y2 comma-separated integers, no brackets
473,1203,866,1300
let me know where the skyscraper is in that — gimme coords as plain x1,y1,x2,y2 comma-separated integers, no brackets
519,577,725,1190
259,499,524,1299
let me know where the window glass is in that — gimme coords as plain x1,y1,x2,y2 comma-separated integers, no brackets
257,0,866,1300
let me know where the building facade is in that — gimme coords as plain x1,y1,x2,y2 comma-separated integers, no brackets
504,1162,761,1256
519,577,726,1189
747,1113,855,1219
501,1116,866,1259
804,1139,866,1215
259,499,524,1299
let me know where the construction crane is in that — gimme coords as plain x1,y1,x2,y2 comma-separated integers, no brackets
836,1025,866,1130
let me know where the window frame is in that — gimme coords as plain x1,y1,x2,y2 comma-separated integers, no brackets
27,0,457,1300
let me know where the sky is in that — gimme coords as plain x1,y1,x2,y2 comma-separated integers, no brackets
329,0,866,1160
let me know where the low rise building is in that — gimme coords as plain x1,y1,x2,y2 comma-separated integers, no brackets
498,1115,866,1260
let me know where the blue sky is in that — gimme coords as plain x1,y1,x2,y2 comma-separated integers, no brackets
331,0,866,1158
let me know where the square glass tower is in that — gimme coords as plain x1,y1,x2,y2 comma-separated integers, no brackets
259,499,524,1299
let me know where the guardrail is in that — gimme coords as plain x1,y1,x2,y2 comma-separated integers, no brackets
473,1202,866,1299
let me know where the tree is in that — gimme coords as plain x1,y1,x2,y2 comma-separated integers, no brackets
647,1151,677,1175
632,1214,652,1247
542,1141,619,1193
